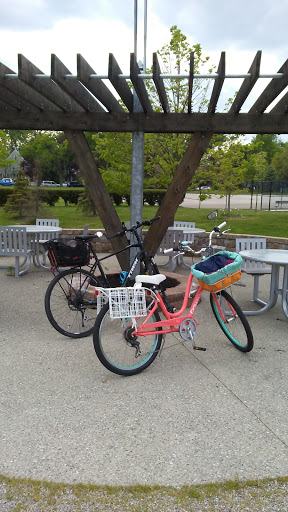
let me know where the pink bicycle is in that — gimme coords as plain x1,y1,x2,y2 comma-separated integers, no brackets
93,221,254,376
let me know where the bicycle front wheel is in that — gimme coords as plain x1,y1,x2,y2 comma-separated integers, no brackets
93,303,163,376
45,268,102,338
210,289,254,352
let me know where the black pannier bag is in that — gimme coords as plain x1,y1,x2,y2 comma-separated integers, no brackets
44,239,90,267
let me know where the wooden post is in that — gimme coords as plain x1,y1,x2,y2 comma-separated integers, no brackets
64,130,129,270
144,132,213,256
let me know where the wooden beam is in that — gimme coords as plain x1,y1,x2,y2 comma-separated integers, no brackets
0,83,39,112
208,52,225,113
249,58,288,113
0,98,17,111
108,53,133,112
229,51,261,114
130,53,153,114
144,132,213,256
152,52,169,113
18,54,83,112
188,53,194,114
0,62,60,112
1,111,288,133
269,91,288,114
77,54,124,113
51,54,104,112
64,130,129,270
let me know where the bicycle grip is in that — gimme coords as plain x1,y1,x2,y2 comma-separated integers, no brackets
163,248,173,254
106,230,126,240
218,221,226,230
142,216,161,226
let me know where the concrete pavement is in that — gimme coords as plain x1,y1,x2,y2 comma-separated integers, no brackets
0,257,287,486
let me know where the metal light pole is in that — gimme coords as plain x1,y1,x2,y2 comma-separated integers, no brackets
130,0,147,269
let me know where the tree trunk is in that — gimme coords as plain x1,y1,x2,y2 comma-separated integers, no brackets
65,130,129,270
144,132,213,256
227,192,231,214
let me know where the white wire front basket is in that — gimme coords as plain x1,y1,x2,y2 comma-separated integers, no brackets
108,287,148,319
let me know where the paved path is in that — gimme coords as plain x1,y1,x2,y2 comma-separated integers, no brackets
0,260,288,486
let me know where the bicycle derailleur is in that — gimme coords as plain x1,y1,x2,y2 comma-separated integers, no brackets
124,326,141,358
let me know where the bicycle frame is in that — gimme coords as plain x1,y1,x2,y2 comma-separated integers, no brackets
93,244,158,286
52,230,158,288
131,273,235,338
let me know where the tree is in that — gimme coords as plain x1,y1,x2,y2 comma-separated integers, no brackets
90,26,214,189
4,130,35,151
271,145,288,180
20,131,76,184
247,151,268,181
0,130,11,169
250,134,284,165
77,185,98,216
144,26,213,185
265,165,277,181
208,139,248,213
4,171,35,218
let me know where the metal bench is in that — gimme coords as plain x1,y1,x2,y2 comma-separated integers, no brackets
36,218,60,266
275,200,288,208
0,226,33,277
156,229,184,272
235,237,271,305
173,221,196,229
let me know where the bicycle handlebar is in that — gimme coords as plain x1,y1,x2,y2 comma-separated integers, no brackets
106,216,161,240
163,221,229,256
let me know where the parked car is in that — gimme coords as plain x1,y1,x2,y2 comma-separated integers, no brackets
0,178,15,186
40,180,60,187
67,181,84,187
195,185,211,191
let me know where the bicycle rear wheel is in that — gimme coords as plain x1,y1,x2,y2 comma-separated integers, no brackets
45,268,102,338
210,289,254,352
93,303,163,376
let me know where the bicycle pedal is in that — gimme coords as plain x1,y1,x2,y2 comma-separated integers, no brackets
193,346,206,351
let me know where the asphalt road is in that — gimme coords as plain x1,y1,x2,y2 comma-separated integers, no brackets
181,193,286,210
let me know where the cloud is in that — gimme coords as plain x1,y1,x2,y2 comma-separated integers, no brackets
0,7,170,75
0,0,130,30
1,0,287,128
151,0,288,54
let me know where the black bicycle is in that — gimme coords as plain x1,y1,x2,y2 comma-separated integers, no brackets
44,217,170,338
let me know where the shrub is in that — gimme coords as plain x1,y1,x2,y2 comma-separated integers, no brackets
110,193,123,206
0,188,13,206
60,189,81,206
36,189,62,206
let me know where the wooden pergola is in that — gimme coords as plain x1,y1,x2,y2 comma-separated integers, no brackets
1,51,288,267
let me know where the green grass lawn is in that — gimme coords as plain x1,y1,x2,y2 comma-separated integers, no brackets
0,199,288,237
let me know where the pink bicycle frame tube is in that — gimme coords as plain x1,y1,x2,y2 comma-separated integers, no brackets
133,273,203,337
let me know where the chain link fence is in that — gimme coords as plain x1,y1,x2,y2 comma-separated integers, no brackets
244,180,288,210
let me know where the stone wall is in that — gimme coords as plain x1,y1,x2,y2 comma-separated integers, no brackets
62,229,288,252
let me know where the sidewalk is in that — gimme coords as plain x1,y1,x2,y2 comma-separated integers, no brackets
0,258,287,487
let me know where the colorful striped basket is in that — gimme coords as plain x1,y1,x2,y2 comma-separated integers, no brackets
191,251,242,292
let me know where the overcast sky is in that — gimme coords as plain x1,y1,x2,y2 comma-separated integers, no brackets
1,0,288,115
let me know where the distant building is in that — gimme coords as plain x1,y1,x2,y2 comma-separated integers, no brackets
0,149,24,178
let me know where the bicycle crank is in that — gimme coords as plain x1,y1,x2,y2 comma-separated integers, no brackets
179,318,206,351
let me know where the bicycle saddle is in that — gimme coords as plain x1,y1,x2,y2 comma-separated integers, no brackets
135,274,166,285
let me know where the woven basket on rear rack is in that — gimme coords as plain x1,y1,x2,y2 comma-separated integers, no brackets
191,251,242,292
